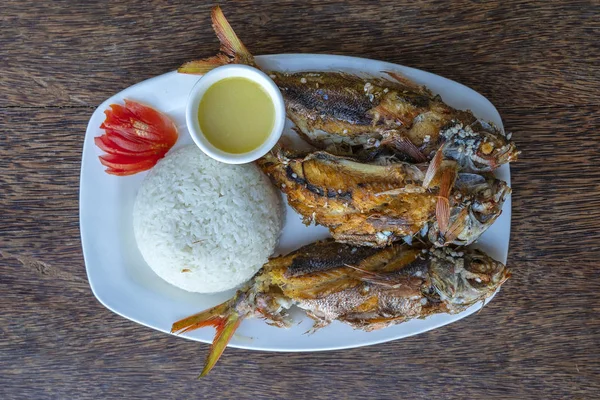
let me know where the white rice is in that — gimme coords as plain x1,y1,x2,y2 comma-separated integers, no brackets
133,145,283,293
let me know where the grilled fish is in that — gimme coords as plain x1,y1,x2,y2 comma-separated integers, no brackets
172,240,510,376
179,6,519,172
256,148,510,247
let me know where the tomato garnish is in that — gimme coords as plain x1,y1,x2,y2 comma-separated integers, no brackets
99,154,162,171
95,100,178,175
94,136,160,158
103,168,143,176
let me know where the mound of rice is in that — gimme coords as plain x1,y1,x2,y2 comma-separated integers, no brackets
133,145,283,293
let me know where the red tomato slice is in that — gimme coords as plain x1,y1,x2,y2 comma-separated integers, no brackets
102,129,162,150
96,133,164,155
94,136,160,158
101,118,164,142
99,154,161,172
124,99,178,145
101,101,178,144
104,168,145,176
95,100,178,176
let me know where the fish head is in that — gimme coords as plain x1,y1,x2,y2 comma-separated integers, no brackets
428,173,510,246
428,248,509,307
441,120,519,173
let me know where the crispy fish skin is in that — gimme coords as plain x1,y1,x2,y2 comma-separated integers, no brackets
273,71,446,147
275,71,518,172
256,149,510,247
178,6,519,172
172,240,510,375
257,149,435,246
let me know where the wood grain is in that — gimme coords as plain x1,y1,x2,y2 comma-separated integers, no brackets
1,0,599,109
1,1,600,399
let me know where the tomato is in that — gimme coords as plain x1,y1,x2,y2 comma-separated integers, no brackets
124,100,179,144
104,168,146,176
94,136,160,157
97,132,167,155
99,154,162,172
94,100,178,175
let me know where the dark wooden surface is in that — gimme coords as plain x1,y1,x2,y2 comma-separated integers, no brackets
1,1,599,399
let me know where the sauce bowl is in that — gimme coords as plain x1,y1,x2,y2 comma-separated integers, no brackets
186,64,286,164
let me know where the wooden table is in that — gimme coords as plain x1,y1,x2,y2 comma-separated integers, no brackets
1,1,599,398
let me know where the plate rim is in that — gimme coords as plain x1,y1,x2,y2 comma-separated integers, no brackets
80,53,511,352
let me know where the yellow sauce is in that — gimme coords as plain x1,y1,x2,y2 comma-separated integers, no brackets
198,77,275,154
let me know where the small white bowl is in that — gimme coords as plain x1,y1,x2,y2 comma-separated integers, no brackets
186,64,286,164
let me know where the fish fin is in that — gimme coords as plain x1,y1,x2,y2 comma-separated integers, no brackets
436,166,457,235
211,6,254,65
171,299,234,334
344,263,379,276
359,276,401,288
381,132,427,163
375,185,426,196
177,6,254,75
199,313,242,377
443,207,469,245
304,311,331,334
177,54,231,74
383,71,425,92
355,315,407,329
344,264,403,288
171,297,243,377
422,145,444,188
495,142,519,165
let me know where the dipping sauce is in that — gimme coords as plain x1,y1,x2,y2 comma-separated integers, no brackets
198,77,275,154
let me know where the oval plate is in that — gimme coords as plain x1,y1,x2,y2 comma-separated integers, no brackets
80,54,511,352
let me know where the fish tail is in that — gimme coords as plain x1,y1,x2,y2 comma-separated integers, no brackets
178,6,254,75
178,54,232,75
171,296,244,377
211,6,254,64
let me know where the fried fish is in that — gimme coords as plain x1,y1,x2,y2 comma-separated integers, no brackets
257,149,510,247
179,6,518,172
172,240,510,376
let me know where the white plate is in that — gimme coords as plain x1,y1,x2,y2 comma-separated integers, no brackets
80,54,511,352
